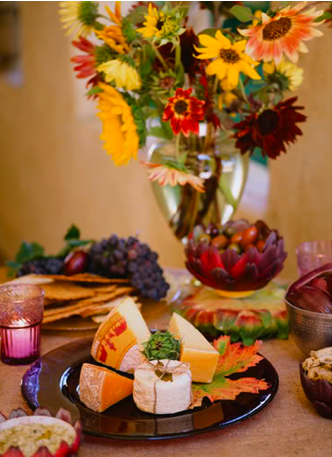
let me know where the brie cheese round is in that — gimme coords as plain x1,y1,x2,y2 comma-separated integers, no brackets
133,359,192,415
119,344,146,373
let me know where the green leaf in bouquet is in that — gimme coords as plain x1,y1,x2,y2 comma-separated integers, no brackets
149,123,173,140
229,5,255,23
198,28,218,38
85,86,103,97
315,10,332,22
122,18,136,43
126,5,148,25
64,225,80,241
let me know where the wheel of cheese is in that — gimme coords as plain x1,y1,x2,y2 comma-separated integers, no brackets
133,359,192,415
91,297,151,372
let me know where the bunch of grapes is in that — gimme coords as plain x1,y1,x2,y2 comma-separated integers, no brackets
88,235,169,301
17,257,64,276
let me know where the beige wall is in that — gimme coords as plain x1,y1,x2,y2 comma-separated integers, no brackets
0,2,331,280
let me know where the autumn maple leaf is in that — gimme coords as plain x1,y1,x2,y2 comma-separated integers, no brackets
191,336,270,408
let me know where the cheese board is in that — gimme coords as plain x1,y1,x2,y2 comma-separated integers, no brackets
21,337,279,441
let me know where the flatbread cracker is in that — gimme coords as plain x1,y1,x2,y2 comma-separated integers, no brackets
81,296,140,318
43,273,129,283
42,287,134,322
4,274,54,286
41,282,95,302
67,287,134,305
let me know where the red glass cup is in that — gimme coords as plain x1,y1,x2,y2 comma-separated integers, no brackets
296,241,332,277
0,284,44,365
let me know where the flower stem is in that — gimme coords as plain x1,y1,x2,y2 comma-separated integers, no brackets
219,175,237,209
175,133,181,159
238,77,249,105
151,43,168,71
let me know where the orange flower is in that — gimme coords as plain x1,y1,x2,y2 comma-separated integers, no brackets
239,2,323,64
143,163,205,192
162,88,205,137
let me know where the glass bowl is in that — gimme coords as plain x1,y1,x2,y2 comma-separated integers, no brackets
296,241,332,277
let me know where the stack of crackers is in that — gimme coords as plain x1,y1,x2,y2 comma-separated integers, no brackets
6,273,139,324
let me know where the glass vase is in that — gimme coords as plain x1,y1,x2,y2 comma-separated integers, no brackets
146,131,249,243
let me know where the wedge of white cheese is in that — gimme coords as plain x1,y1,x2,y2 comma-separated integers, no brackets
133,359,192,415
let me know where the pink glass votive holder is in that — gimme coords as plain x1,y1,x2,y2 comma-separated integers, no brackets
296,241,332,277
0,284,44,365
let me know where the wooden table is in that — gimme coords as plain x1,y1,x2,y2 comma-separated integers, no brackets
0,271,331,456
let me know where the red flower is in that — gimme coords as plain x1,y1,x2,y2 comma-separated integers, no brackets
71,37,100,95
233,97,306,159
163,88,205,137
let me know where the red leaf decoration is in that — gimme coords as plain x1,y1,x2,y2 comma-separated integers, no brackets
191,336,270,408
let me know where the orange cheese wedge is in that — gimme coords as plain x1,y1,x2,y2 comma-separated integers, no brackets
79,363,133,412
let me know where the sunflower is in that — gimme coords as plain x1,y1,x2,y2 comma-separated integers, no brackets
239,2,323,64
71,37,100,94
194,31,261,87
218,79,237,108
97,83,139,166
59,1,99,37
98,59,141,91
95,3,130,54
143,163,205,192
137,3,182,41
263,57,303,92
162,88,205,137
233,97,306,159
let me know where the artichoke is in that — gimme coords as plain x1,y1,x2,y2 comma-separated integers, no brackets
185,220,287,293
142,331,181,360
286,263,332,313
300,347,332,419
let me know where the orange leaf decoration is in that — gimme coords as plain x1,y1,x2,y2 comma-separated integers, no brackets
191,336,270,408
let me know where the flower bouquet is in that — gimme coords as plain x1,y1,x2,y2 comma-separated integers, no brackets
60,1,327,240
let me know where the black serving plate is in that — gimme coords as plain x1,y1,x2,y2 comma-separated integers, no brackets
21,337,279,440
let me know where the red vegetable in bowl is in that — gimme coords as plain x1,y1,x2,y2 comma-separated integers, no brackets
286,263,332,314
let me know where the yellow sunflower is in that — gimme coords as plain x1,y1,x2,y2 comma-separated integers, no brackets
137,3,178,39
195,31,261,87
263,57,303,91
59,1,97,37
98,60,141,91
218,79,237,108
95,3,129,54
97,83,139,166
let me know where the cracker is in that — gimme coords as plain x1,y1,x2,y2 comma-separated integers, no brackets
43,273,129,283
41,282,95,302
84,284,118,293
5,274,54,286
82,298,141,318
90,300,141,324
42,286,133,322
68,287,134,305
